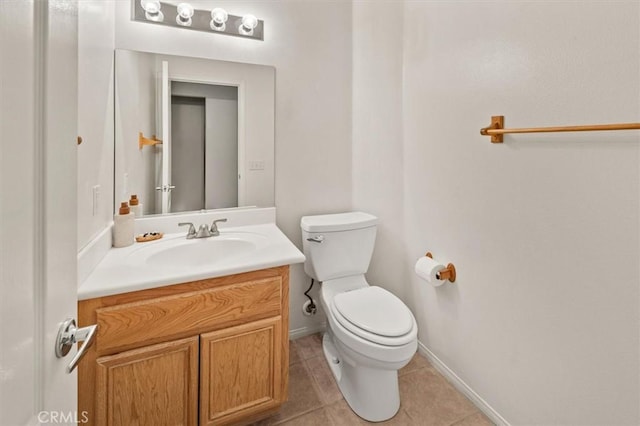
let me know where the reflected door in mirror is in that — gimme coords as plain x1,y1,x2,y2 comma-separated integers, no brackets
169,83,238,214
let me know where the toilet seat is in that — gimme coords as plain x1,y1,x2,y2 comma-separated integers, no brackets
330,286,416,347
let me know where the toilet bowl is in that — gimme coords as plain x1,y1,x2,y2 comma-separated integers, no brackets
301,213,418,422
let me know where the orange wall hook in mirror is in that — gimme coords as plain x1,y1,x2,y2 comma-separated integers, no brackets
138,132,163,150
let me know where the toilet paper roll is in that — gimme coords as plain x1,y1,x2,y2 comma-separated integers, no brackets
414,256,446,287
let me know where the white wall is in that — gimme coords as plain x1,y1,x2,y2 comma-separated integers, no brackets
352,1,406,301
113,1,353,333
113,49,157,214
396,2,639,424
77,1,115,250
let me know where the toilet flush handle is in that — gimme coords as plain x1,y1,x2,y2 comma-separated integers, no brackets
306,235,324,243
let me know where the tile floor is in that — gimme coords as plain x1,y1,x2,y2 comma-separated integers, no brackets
253,333,494,426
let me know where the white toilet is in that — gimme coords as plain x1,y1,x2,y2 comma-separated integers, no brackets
300,212,418,422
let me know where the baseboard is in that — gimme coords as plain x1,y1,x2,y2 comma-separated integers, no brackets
417,341,510,426
289,323,326,340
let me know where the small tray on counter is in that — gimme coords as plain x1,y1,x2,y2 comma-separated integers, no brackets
135,232,163,243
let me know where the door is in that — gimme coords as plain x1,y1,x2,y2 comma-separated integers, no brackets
0,0,79,424
200,317,283,426
171,96,206,212
160,60,172,214
204,88,238,210
95,337,199,426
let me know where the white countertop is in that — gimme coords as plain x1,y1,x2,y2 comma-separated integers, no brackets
78,223,305,300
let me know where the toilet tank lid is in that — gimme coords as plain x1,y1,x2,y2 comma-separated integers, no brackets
301,212,378,233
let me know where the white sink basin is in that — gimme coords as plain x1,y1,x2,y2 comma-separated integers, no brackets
78,223,306,300
127,232,269,268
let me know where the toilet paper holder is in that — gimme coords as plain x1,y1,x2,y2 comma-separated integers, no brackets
425,252,456,283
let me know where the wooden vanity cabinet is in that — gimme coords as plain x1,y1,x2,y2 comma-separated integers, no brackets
78,266,289,426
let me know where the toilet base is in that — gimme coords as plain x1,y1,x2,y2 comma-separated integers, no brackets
322,332,401,422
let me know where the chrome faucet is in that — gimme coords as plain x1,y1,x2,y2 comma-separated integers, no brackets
178,222,197,239
179,218,227,239
210,218,227,236
196,224,213,238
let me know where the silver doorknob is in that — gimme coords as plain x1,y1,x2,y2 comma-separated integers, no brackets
155,185,176,192
55,318,97,373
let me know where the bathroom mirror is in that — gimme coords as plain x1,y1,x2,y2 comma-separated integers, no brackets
114,49,275,215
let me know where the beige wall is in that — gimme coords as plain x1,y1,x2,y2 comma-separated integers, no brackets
113,50,157,214
353,1,639,424
404,2,639,422
352,2,407,301
77,1,115,250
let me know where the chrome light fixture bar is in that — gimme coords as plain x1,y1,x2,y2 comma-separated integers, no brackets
133,1,264,41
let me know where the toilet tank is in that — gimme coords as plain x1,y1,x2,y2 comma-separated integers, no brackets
300,212,378,282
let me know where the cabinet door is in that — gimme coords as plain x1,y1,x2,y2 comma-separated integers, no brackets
200,317,283,425
95,336,199,426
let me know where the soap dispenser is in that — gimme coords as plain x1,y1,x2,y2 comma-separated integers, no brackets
113,202,134,248
129,194,143,217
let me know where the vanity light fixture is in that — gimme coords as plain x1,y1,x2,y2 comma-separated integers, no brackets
175,3,194,26
210,8,228,32
140,0,164,22
239,14,258,35
132,0,264,41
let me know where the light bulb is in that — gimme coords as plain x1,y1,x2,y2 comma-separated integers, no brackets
239,14,258,35
210,8,228,31
140,0,164,22
176,3,194,26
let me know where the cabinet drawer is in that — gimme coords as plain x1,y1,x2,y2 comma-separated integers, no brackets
94,277,282,355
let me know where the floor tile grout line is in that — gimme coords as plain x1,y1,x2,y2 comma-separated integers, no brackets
400,407,415,423
291,334,325,362
448,409,490,426
324,402,352,426
302,356,335,408
305,350,348,407
271,406,325,426
398,365,430,377
267,352,326,426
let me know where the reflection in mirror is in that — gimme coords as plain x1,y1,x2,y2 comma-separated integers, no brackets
114,49,275,216
171,83,238,212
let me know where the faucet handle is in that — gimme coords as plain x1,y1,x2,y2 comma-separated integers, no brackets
178,222,196,239
210,218,227,236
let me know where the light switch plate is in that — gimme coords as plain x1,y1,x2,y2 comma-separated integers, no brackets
249,160,265,171
92,185,100,216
